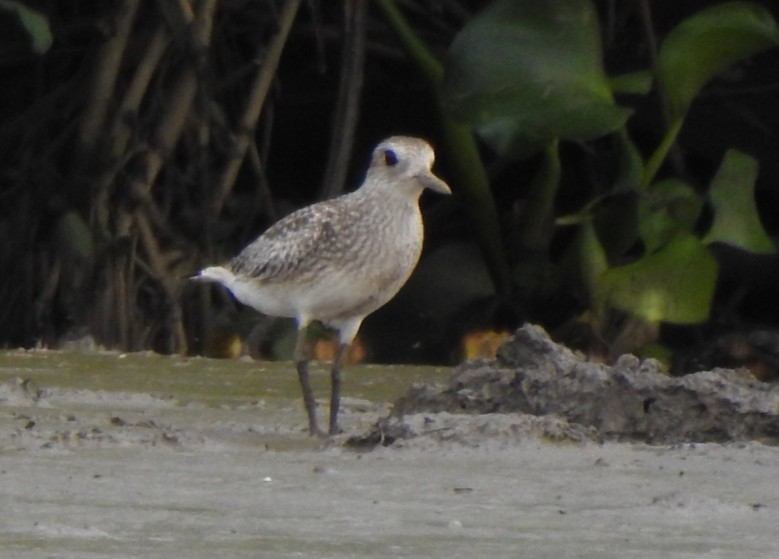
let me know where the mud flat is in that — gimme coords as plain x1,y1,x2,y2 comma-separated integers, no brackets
1,336,779,558
352,324,779,448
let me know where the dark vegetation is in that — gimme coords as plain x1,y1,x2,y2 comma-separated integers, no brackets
1,1,779,372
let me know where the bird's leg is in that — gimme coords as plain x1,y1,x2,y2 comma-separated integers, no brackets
328,342,349,435
294,326,322,436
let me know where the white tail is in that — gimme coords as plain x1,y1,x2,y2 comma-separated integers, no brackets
194,266,235,286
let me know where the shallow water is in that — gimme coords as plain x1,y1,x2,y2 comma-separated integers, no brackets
1,350,778,558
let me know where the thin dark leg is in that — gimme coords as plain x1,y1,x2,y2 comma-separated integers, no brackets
294,327,322,436
328,342,349,435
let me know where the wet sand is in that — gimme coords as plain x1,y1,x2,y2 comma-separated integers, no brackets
1,350,778,558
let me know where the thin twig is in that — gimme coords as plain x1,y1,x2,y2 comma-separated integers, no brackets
248,139,277,223
77,0,139,157
93,24,171,234
319,0,367,199
637,0,685,184
135,208,188,352
209,0,303,218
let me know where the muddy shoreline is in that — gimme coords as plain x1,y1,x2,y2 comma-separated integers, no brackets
2,335,779,558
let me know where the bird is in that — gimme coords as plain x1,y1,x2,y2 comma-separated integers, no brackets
195,136,451,436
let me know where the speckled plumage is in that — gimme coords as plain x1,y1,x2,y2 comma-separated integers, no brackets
196,136,450,435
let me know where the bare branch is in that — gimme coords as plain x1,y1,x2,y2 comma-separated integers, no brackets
320,0,367,199
209,0,303,218
77,0,139,157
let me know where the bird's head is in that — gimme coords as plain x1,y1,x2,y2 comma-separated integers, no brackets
365,136,451,198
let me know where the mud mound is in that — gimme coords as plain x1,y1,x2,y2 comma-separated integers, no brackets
349,324,779,448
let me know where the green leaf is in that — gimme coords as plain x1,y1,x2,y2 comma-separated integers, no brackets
592,190,639,259
0,0,52,54
613,131,644,193
608,71,653,96
599,234,717,324
703,149,776,253
577,219,609,313
638,179,702,254
658,2,779,119
442,0,631,156
518,140,561,252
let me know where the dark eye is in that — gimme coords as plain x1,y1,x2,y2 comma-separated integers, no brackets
384,149,398,167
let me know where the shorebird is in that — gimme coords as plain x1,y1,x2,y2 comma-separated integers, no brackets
196,136,451,435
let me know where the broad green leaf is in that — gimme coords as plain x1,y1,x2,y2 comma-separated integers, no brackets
0,0,52,54
599,234,717,324
658,2,779,119
703,149,776,253
639,179,702,254
608,71,653,96
442,0,631,156
613,131,644,193
519,140,560,252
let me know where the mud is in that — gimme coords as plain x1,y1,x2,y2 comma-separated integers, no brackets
1,343,779,558
351,324,779,448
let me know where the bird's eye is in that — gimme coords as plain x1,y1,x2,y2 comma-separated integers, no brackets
384,149,398,167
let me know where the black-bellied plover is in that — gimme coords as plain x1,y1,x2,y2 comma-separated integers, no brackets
196,136,451,435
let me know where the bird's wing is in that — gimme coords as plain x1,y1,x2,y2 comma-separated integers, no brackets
228,201,342,283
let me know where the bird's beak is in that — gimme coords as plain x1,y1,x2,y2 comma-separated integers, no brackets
417,171,451,195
